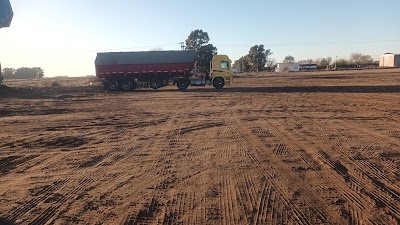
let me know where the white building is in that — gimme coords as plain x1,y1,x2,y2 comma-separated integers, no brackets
379,53,400,67
275,63,300,72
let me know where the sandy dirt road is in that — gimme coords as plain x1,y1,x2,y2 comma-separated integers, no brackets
0,70,399,225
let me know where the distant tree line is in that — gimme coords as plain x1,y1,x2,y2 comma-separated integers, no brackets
297,53,375,69
1,67,45,79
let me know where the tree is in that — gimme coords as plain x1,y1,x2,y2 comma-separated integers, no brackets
335,58,348,67
326,57,332,66
233,56,250,71
1,67,15,79
246,44,272,72
12,67,44,79
197,44,217,72
265,58,276,70
185,29,217,71
319,58,329,67
360,55,373,64
185,29,210,51
33,67,44,78
349,53,373,66
283,56,295,63
2,67,44,79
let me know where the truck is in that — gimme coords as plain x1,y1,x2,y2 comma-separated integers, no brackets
95,50,233,91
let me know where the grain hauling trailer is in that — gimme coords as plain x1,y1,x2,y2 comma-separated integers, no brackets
0,0,14,85
95,50,233,91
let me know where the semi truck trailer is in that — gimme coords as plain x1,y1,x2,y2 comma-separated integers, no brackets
95,50,233,91
0,0,14,86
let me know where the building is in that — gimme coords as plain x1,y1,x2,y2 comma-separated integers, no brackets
379,53,400,67
300,64,318,71
275,63,300,72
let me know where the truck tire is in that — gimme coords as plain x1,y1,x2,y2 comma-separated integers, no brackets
213,77,225,89
177,79,189,90
150,79,162,89
121,79,134,91
107,80,119,91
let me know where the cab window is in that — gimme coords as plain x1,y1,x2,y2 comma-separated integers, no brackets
221,61,229,70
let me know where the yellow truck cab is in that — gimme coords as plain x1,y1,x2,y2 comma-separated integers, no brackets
210,55,233,89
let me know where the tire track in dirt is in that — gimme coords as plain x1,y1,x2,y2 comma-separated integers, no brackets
225,101,341,225
6,179,68,222
6,119,151,224
121,103,197,225
304,118,400,222
258,106,400,224
219,175,241,225
0,154,40,175
240,99,385,223
254,117,369,224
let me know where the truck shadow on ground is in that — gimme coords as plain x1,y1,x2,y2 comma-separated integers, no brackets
2,85,400,100
180,85,400,93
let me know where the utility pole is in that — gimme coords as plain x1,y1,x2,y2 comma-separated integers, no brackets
335,56,337,70
180,42,185,50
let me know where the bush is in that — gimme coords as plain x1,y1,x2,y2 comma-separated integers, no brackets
51,81,61,87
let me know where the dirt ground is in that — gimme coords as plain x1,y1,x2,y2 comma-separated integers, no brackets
0,69,399,225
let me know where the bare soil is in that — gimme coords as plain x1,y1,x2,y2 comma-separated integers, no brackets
1,69,400,225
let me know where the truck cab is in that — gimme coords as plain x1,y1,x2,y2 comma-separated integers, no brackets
210,55,233,89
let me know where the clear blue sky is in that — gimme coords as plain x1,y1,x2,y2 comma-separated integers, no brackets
1,0,399,77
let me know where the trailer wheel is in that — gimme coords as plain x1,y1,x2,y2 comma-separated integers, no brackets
121,79,134,91
107,80,119,91
213,78,225,89
150,79,162,89
177,79,189,90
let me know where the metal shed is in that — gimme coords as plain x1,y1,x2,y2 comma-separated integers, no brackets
379,53,400,67
275,63,300,72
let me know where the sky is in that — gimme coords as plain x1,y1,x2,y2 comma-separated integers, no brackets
1,0,400,77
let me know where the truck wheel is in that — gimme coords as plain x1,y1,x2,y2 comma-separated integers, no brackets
107,80,119,91
213,78,225,89
121,79,134,91
150,79,162,89
177,79,189,90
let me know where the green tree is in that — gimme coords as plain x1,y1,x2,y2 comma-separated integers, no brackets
185,29,217,71
233,56,250,71
246,45,272,72
13,67,44,79
335,58,348,67
1,67,15,79
33,67,44,78
283,56,295,63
